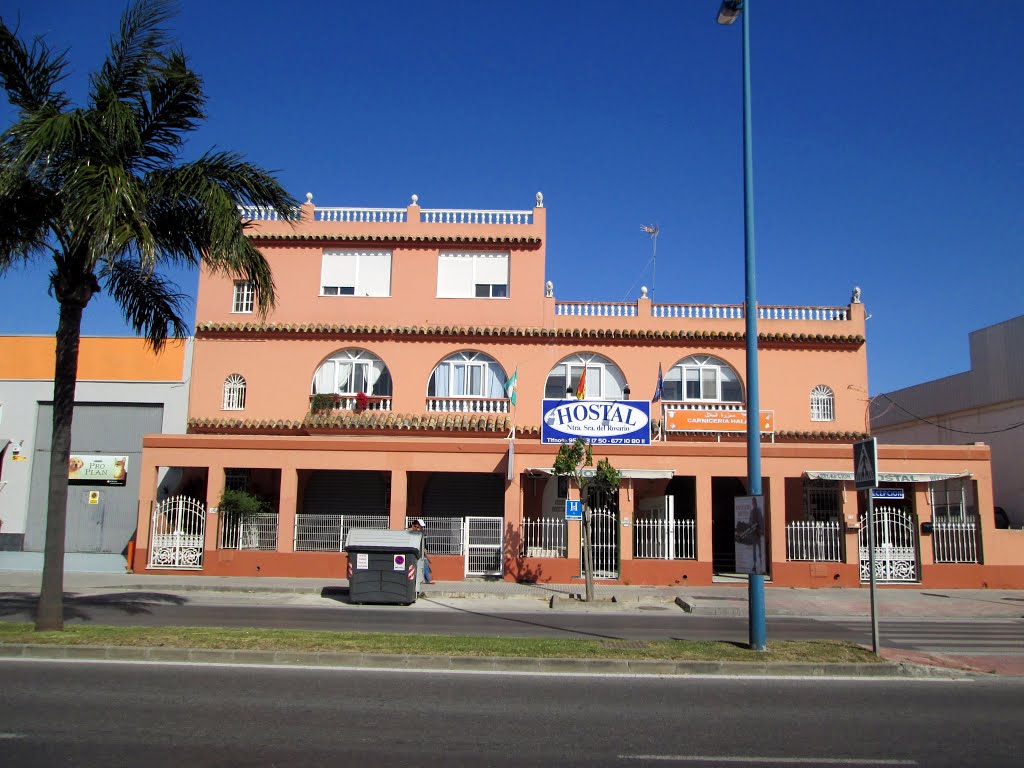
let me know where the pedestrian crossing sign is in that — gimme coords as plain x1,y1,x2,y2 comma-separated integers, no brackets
854,437,878,491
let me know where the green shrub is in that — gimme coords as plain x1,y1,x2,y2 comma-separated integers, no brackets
310,393,335,413
218,488,268,518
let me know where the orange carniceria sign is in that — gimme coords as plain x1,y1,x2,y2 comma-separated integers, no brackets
666,409,774,433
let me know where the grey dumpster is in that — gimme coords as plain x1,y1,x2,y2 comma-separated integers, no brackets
345,529,423,605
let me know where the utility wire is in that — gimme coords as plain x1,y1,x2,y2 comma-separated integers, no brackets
874,393,1024,435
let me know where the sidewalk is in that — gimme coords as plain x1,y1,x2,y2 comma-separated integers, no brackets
3,570,1021,678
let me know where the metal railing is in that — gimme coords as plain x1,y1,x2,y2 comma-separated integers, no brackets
521,518,568,558
786,520,843,562
932,516,979,563
407,516,464,555
426,397,509,414
294,514,389,551
219,512,279,551
633,518,696,560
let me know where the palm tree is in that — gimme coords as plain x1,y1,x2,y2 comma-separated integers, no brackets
0,0,297,630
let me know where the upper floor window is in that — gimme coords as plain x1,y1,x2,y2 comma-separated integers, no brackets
661,355,742,403
312,349,393,396
544,353,627,400
321,249,392,297
232,280,254,313
223,374,246,410
437,251,509,299
428,351,507,398
810,385,835,422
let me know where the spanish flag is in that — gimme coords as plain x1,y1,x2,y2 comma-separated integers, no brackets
575,367,587,400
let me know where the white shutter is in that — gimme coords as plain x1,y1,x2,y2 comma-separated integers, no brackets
475,253,509,284
358,250,391,296
321,251,357,290
437,253,474,297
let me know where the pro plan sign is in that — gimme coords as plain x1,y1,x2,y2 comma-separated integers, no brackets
542,399,651,445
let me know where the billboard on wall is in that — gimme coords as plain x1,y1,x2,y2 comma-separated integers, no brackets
68,454,128,486
666,408,774,434
542,399,651,445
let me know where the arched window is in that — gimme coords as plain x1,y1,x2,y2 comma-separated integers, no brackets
810,385,835,422
311,349,393,397
223,374,246,410
544,353,626,400
428,351,506,399
663,355,743,403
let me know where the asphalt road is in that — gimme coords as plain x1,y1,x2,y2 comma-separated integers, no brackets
1,589,1021,655
1,659,1022,767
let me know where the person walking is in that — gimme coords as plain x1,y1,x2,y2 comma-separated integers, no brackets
408,518,433,584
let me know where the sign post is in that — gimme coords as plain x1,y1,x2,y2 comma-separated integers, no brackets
854,437,880,655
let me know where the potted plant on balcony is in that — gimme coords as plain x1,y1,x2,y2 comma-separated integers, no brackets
310,393,336,414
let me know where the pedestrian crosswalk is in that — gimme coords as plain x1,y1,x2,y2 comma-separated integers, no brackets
823,618,1024,655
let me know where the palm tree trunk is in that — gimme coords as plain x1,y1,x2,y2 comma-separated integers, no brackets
35,298,86,631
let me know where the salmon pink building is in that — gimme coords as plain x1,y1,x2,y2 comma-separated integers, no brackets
133,194,1022,588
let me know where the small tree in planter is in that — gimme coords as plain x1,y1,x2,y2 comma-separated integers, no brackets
553,438,620,602
310,394,336,414
218,489,269,549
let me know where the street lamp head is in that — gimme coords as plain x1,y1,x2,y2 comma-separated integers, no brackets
717,0,743,25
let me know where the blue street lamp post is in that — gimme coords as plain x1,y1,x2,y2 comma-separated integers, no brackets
718,0,767,651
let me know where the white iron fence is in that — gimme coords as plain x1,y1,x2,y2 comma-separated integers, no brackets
219,512,279,550
633,518,696,560
521,518,568,558
786,520,843,562
294,514,389,551
407,516,464,555
932,516,979,563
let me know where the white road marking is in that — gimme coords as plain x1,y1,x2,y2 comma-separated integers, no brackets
619,756,916,765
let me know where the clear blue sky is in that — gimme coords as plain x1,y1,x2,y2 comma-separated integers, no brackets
1,1,1021,396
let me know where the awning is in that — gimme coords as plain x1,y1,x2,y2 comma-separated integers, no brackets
525,467,674,480
804,470,971,483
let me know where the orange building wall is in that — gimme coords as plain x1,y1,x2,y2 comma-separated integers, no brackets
0,336,186,381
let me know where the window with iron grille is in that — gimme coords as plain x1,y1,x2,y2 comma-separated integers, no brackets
223,374,246,410
225,469,250,492
232,280,254,313
810,385,835,421
931,478,968,520
803,479,841,522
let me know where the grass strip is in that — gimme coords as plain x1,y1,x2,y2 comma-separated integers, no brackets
0,623,880,663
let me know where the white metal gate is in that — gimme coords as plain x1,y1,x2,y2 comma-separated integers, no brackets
859,506,918,583
583,508,619,579
465,517,503,577
148,496,206,569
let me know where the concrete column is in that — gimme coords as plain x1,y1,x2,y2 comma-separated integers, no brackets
276,467,298,553
767,476,787,566
204,465,225,552
915,485,934,566
841,482,861,566
618,480,635,561
389,469,408,530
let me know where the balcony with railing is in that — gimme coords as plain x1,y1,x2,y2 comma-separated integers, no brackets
426,397,510,414
309,394,392,413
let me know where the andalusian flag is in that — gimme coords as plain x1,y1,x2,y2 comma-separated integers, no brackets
504,368,518,407
575,366,587,400
652,363,664,403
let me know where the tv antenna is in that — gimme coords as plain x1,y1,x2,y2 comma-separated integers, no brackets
640,224,660,301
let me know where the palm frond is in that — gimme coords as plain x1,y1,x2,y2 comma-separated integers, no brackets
0,17,70,112
90,0,173,106
101,259,189,349
133,48,205,171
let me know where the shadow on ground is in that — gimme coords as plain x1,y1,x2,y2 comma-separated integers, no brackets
0,591,188,621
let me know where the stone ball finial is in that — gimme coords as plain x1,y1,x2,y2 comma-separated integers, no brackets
305,192,313,203
640,286,648,298
851,286,862,304
545,280,553,298
411,194,419,205
536,191,544,208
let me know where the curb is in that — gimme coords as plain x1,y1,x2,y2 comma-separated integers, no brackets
0,644,975,679
675,596,747,617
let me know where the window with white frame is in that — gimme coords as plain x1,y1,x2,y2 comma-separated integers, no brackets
320,249,392,297
661,355,743,403
437,251,509,299
810,385,835,421
931,478,969,520
311,349,393,396
223,374,246,410
544,353,626,400
232,280,254,313
428,351,507,399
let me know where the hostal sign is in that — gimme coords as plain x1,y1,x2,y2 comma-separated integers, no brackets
542,399,651,445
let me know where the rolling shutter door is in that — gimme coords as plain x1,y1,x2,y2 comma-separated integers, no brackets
302,471,386,516
422,473,503,518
